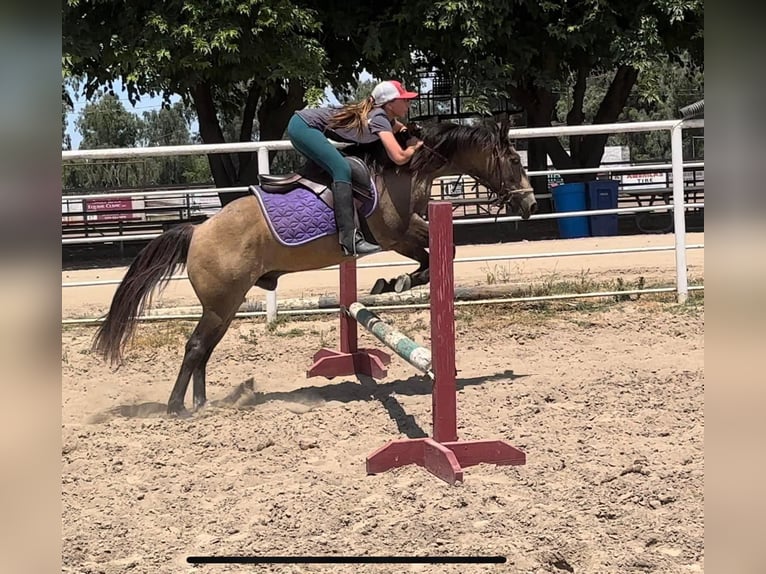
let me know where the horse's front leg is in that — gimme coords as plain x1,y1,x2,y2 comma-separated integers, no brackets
391,228,457,293
393,245,430,293
369,242,429,295
370,213,433,295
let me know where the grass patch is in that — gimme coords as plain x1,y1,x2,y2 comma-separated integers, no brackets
130,321,195,352
239,329,259,345
482,262,514,285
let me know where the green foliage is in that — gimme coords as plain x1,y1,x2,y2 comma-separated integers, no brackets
63,93,211,191
75,94,143,150
62,0,703,192
387,0,703,176
63,0,338,191
63,0,327,108
335,79,377,105
141,103,196,146
555,55,704,160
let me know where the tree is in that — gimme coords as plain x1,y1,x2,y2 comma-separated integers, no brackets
65,93,146,190
388,0,703,190
335,79,377,105
62,1,414,204
140,102,212,185
62,97,72,151
76,93,143,150
63,0,330,204
63,94,212,191
555,54,704,162
603,55,704,161
62,73,81,151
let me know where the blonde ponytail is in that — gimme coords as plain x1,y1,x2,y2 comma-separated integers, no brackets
327,96,377,135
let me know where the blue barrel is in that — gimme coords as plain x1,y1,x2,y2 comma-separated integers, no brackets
587,180,619,236
551,183,590,239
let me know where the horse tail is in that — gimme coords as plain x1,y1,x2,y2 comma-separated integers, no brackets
93,223,196,365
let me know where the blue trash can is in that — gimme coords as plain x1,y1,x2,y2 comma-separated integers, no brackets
586,180,619,236
551,183,590,239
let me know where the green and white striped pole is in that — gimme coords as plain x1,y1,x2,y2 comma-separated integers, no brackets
345,302,433,378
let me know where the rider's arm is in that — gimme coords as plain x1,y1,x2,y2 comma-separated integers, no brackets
378,131,424,165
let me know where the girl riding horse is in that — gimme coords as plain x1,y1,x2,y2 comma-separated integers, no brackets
288,80,424,256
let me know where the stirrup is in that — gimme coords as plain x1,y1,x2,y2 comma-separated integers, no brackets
341,231,381,257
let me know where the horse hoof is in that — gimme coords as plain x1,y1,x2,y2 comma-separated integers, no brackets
371,278,394,294
394,274,412,293
167,403,189,417
371,278,387,295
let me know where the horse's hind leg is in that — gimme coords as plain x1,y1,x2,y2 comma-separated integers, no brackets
167,309,229,414
191,317,232,410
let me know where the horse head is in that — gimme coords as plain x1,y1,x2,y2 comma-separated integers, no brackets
409,120,538,220
488,119,537,219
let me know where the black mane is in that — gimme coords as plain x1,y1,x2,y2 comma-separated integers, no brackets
343,121,512,175
409,122,510,173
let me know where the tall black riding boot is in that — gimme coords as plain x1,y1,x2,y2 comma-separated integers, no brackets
332,181,381,256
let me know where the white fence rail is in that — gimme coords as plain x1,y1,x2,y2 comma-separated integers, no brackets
61,119,704,323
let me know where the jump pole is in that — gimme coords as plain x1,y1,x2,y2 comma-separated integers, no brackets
307,201,526,484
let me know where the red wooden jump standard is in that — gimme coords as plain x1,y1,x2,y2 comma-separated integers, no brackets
307,201,526,484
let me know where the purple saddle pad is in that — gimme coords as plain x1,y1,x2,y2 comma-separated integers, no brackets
249,182,378,247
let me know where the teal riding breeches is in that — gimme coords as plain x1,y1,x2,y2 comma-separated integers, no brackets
287,115,352,184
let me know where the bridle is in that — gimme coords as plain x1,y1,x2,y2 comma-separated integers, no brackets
408,128,518,211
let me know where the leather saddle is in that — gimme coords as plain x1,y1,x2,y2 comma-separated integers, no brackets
257,156,375,202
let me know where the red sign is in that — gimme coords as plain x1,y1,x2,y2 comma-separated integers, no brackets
84,198,138,221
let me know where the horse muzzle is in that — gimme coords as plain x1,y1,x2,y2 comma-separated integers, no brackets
510,189,537,220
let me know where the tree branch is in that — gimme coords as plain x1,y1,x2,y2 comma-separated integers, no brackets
190,82,241,203
238,81,263,177
566,60,590,160
237,80,307,184
580,65,639,166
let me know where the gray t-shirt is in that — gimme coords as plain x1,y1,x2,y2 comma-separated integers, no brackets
296,107,393,145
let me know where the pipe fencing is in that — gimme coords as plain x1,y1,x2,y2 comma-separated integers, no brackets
61,118,704,323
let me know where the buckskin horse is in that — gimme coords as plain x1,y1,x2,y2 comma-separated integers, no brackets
93,120,537,414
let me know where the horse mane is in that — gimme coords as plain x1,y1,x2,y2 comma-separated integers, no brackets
409,122,511,173
343,121,512,177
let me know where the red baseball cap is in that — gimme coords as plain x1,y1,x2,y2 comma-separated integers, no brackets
371,80,419,106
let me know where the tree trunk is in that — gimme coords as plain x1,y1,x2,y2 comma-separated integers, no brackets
522,86,558,212
564,66,638,182
566,62,589,163
190,82,243,207
236,81,263,181
538,65,639,184
237,80,307,184
577,65,639,167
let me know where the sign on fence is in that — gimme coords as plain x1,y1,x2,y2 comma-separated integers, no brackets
84,198,140,222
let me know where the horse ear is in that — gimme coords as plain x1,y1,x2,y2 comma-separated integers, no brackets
497,116,511,139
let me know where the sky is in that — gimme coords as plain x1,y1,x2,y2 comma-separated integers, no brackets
64,78,185,150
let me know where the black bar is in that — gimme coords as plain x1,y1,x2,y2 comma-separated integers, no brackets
187,556,506,564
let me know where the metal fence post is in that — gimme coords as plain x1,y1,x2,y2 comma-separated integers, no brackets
258,146,278,323
671,122,689,304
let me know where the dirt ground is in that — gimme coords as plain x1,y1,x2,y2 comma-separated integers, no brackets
61,234,704,574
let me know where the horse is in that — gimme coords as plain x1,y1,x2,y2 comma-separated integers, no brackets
93,120,537,415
